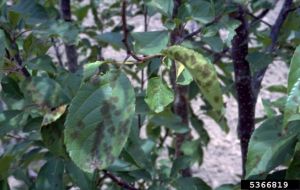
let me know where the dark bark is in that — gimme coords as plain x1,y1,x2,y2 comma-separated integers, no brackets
60,0,78,73
170,0,191,177
231,6,255,177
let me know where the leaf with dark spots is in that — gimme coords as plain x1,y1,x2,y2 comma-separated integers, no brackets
64,69,135,173
163,45,224,111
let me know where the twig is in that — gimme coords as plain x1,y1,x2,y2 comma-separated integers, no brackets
288,5,300,12
177,15,222,44
0,26,31,78
51,38,64,67
104,171,139,190
252,0,293,100
121,0,161,62
247,9,272,27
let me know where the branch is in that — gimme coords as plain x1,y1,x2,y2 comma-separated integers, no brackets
51,38,63,67
247,9,271,27
121,0,142,61
252,0,293,99
104,171,139,190
121,0,162,63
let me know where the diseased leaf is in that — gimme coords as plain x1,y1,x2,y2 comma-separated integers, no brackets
163,45,224,111
64,69,135,173
42,105,67,126
21,77,69,108
145,77,174,113
287,45,300,93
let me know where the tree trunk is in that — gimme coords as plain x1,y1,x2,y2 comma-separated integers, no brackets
231,6,255,177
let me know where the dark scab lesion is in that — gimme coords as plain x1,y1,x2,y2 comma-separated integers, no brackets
213,96,220,103
203,80,213,88
77,120,85,129
111,96,119,103
114,110,121,116
190,55,197,65
107,125,116,134
200,64,212,78
70,130,80,139
91,123,104,156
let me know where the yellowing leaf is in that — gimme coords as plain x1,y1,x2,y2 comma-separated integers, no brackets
162,45,223,111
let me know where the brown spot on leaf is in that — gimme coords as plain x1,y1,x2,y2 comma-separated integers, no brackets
78,120,85,129
214,96,220,103
91,122,104,156
111,96,119,103
114,110,121,116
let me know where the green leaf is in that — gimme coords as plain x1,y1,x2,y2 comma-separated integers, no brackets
0,110,28,137
215,184,240,190
64,69,135,173
35,158,64,190
97,32,126,49
286,142,300,179
0,179,10,190
173,177,211,190
188,0,215,24
246,116,299,179
21,76,69,108
65,161,94,190
246,51,272,75
170,156,192,177
150,111,190,134
124,140,154,174
191,116,210,146
33,21,79,44
41,115,68,158
131,31,169,55
146,0,174,17
145,77,174,113
180,140,203,164
176,68,193,85
283,78,300,128
287,46,300,93
26,55,57,73
163,45,224,111
202,36,224,53
83,61,103,81
266,85,287,94
0,155,14,180
0,30,6,67
11,0,48,25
